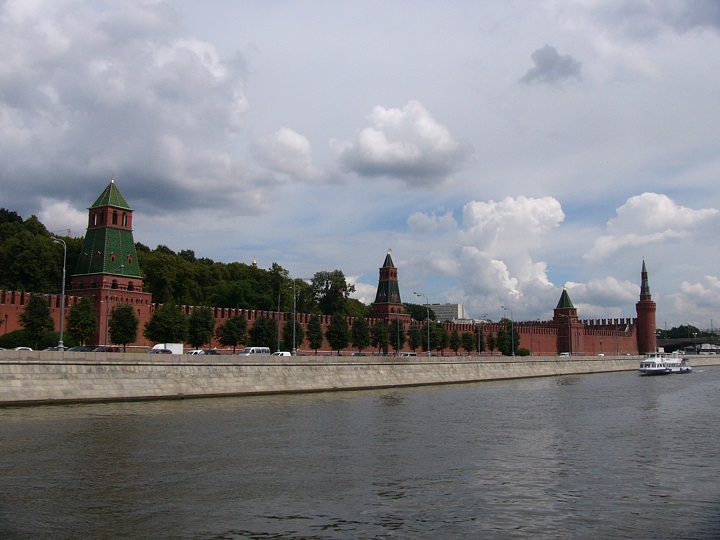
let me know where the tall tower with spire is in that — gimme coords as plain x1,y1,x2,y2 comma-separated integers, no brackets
369,250,410,323
553,287,583,355
71,178,152,345
635,260,657,354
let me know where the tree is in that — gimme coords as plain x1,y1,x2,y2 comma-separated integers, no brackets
281,318,305,353
306,314,324,354
67,296,99,345
432,323,449,355
370,320,390,353
390,319,406,354
461,332,476,355
249,314,277,350
215,314,247,353
449,329,462,355
188,306,216,349
407,325,422,352
325,316,350,354
109,305,139,351
486,333,497,355
143,303,189,344
19,294,55,348
311,270,356,315
403,303,436,322
351,318,371,353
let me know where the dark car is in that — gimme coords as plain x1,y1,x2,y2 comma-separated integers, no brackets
202,349,220,355
67,345,95,352
147,348,172,354
93,346,121,352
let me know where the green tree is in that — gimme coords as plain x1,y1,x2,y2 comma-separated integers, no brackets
188,306,216,349
143,303,189,344
449,329,462,355
215,314,247,353
325,316,350,354
67,296,99,345
403,303,436,322
281,318,305,353
306,314,324,354
461,331,476,355
371,320,390,353
486,333,497,354
432,323,449,355
390,319,406,354
311,270,356,315
109,304,139,351
19,294,55,348
407,324,422,352
351,318,371,353
249,314,277,350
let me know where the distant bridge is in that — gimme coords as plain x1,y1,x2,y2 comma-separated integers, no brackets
658,336,720,352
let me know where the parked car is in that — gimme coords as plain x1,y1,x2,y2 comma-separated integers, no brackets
44,346,68,351
186,350,205,355
147,348,172,354
13,347,32,351
271,351,291,356
67,345,95,352
202,349,220,355
93,346,121,352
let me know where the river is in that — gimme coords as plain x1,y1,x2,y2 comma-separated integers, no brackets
1,367,719,539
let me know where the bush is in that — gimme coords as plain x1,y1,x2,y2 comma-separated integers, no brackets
516,348,531,356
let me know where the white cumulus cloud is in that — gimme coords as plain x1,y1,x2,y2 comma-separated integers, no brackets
333,100,469,188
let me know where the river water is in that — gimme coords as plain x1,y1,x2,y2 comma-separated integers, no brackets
1,367,720,539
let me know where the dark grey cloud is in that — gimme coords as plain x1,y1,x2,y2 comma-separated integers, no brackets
0,1,259,219
520,45,582,85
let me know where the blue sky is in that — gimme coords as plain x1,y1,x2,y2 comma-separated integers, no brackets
2,0,720,328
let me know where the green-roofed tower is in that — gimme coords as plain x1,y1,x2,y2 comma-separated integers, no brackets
553,287,582,355
71,178,152,345
369,249,410,323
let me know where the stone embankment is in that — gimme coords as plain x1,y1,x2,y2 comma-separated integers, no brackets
2,351,719,405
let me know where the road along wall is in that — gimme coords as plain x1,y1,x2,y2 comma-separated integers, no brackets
2,353,719,405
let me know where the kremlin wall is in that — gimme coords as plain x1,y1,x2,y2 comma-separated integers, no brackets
0,180,656,357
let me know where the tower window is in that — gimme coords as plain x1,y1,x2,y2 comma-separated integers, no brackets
112,210,118,225
122,213,128,227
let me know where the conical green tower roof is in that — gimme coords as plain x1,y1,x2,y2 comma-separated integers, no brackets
91,178,131,210
555,288,575,309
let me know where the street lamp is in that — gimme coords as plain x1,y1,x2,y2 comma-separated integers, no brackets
53,237,66,349
478,313,488,356
501,305,514,356
413,292,431,356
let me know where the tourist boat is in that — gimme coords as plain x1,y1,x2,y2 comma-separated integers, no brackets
638,352,692,375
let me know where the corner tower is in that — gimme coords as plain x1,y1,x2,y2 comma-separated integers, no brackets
369,250,410,323
553,287,583,355
71,178,152,344
635,260,657,354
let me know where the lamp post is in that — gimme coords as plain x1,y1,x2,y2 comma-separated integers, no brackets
501,305,514,356
413,292,430,356
479,313,488,356
53,237,67,349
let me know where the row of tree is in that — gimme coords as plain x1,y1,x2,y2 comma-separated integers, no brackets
0,209,437,320
0,291,522,356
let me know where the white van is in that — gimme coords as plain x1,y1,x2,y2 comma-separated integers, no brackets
241,347,271,356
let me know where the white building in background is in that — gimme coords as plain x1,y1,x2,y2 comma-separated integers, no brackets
424,303,466,322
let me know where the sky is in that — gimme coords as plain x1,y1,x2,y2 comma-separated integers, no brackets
2,0,720,329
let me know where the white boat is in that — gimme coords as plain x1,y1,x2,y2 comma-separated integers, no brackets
639,352,692,375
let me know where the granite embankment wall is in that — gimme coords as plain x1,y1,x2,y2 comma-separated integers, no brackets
2,352,720,405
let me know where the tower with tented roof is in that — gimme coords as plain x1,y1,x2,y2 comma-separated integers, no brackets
635,259,657,354
71,178,152,345
369,249,411,323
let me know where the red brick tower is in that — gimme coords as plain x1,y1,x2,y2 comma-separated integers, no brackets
635,260,657,354
553,287,584,355
369,250,410,323
71,178,153,345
